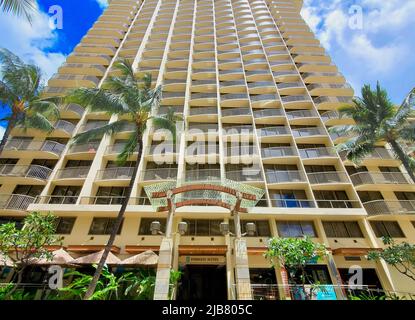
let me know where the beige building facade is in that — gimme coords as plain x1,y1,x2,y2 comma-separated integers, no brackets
0,0,414,299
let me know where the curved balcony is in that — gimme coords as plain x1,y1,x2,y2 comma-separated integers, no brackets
302,72,345,84
188,106,218,121
320,110,347,125
0,165,52,182
222,125,254,137
161,91,185,105
292,127,327,143
162,78,186,91
105,144,138,157
95,167,134,186
286,109,319,123
67,53,111,66
258,126,290,142
297,61,337,73
273,70,300,82
142,168,178,182
363,200,415,216
54,120,76,136
191,79,217,91
339,148,395,163
250,94,280,108
0,194,35,212
60,103,85,119
281,95,312,107
219,80,246,93
299,147,338,162
265,170,307,186
3,139,65,159
245,69,272,82
219,68,244,81
277,82,305,95
226,170,264,183
221,107,251,123
220,93,249,107
247,81,276,94
184,169,221,182
67,142,100,160
58,63,107,77
350,172,413,188
307,171,350,185
54,167,90,185
75,44,117,56
307,83,354,96
261,146,298,163
313,96,353,110
189,92,217,106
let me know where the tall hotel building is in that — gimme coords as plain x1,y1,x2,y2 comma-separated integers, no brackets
0,0,414,299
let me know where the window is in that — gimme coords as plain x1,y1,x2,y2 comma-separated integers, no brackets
13,185,44,197
139,218,166,235
89,218,123,235
230,220,271,237
182,219,223,236
0,216,24,230
370,221,405,238
50,186,81,204
31,159,57,169
54,217,76,234
323,221,364,238
95,187,127,204
277,221,317,237
269,190,311,208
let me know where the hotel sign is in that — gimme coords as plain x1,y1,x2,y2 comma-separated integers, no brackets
180,256,226,265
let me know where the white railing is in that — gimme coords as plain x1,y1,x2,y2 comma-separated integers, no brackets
0,165,52,180
96,167,134,180
363,200,415,216
307,171,349,184
0,194,35,211
56,167,90,179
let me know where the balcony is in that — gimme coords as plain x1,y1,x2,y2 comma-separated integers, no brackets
226,170,264,183
257,127,290,142
261,146,298,161
161,91,185,105
223,125,254,137
250,94,280,108
67,142,100,159
60,103,85,118
54,120,76,136
253,108,285,122
247,81,276,94
265,170,306,184
302,72,345,84
270,198,315,208
185,169,221,182
188,106,218,121
350,172,412,187
0,165,52,182
147,144,177,161
219,80,246,93
58,63,107,77
292,127,327,140
221,107,251,122
339,148,395,162
313,96,353,110
0,194,35,212
316,200,361,209
281,95,312,107
307,83,354,96
307,171,350,185
3,139,65,159
190,92,217,106
363,200,415,216
55,167,90,181
142,168,178,181
96,167,134,183
277,82,305,95
38,195,79,205
188,123,219,137
299,147,338,160
220,93,249,107
286,109,318,120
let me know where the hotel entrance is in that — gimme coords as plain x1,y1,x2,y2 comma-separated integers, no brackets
176,255,227,300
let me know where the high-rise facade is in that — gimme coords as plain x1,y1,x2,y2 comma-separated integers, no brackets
1,0,414,300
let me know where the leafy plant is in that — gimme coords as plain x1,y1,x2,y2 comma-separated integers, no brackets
0,0,36,22
348,291,386,300
367,236,415,282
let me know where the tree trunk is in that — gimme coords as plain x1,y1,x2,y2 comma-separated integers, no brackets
0,113,17,155
83,134,143,300
4,265,26,300
388,139,415,183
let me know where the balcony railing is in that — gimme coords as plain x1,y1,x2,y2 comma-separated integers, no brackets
56,167,90,179
4,139,65,156
106,144,138,155
185,169,221,182
189,106,218,116
0,194,35,211
270,199,315,208
281,95,311,103
299,147,337,159
316,200,361,209
68,142,100,154
142,168,178,180
250,94,279,102
266,170,306,184
292,127,326,137
313,96,353,105
0,165,52,180
54,120,76,135
253,108,284,118
339,148,393,161
188,123,219,133
286,109,318,119
258,126,289,137
61,103,85,117
96,167,134,180
38,196,79,205
307,172,349,184
350,172,412,186
223,125,253,135
363,200,415,216
221,107,251,117
226,170,263,182
262,146,297,158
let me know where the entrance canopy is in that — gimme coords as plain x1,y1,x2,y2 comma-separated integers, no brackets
144,179,265,212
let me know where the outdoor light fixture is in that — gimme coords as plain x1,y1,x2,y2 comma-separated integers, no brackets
150,221,162,235
178,222,188,235
220,222,230,236
245,222,256,237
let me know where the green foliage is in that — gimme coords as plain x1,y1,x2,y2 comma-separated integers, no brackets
348,292,386,300
66,60,179,165
331,83,415,179
0,0,36,22
0,212,59,267
367,236,415,282
265,236,328,273
0,48,61,147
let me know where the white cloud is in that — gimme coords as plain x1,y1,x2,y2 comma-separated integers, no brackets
95,0,109,8
0,126,5,140
0,7,66,83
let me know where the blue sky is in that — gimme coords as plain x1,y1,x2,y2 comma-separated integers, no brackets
0,0,414,135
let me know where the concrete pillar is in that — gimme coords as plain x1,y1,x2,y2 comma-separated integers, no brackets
225,233,236,300
154,237,174,300
234,238,252,300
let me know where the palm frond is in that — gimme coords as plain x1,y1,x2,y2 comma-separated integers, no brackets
399,124,415,142
66,87,129,115
72,120,131,145
112,58,136,83
28,100,60,121
336,136,376,164
391,87,415,128
0,80,16,105
0,0,36,21
152,116,177,144
18,112,54,133
117,128,140,165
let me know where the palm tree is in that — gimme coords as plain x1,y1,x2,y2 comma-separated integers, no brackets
331,82,415,183
66,58,180,300
0,0,36,22
0,48,61,154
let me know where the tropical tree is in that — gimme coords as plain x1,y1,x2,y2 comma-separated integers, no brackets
0,48,61,154
330,83,415,183
265,236,328,300
0,0,36,22
368,236,415,283
0,212,59,299
66,58,180,300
